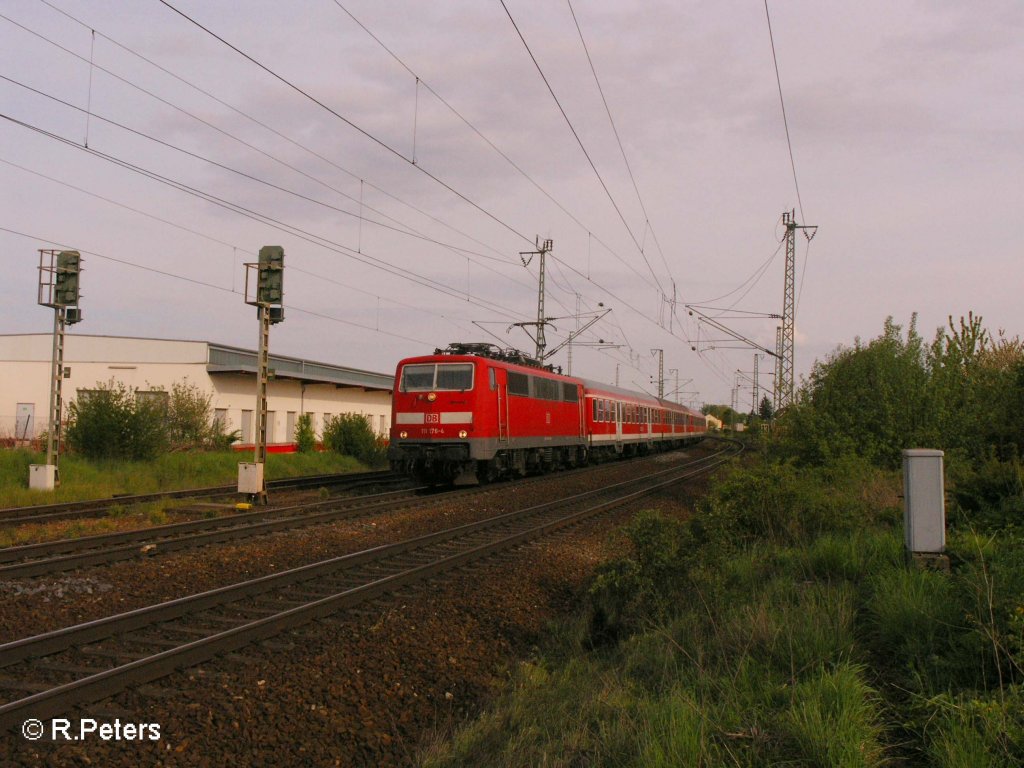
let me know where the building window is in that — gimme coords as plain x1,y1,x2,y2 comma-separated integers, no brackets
286,411,297,442
214,408,228,430
135,390,170,408
379,414,386,435
241,410,253,443
266,411,276,443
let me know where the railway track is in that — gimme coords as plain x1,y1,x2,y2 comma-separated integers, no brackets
0,485,427,580
0,444,721,580
0,440,739,734
0,469,403,527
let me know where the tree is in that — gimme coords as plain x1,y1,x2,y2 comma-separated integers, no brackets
772,313,1024,469
774,315,931,467
759,395,775,422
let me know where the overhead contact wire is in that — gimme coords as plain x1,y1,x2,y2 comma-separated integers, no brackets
156,0,535,248
499,0,664,294
0,226,433,345
566,0,674,283
0,113,525,321
328,0,655,292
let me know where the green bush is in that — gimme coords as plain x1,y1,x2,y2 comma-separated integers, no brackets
949,454,1024,530
322,413,385,466
165,380,221,449
66,381,167,460
586,510,692,646
65,379,232,460
294,412,315,453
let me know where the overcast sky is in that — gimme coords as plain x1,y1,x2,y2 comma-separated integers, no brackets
2,0,1021,408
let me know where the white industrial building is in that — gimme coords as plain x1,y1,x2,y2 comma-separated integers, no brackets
0,334,394,447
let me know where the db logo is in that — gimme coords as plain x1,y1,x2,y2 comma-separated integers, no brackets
425,413,440,423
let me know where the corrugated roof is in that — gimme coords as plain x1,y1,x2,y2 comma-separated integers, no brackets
207,343,393,391
0,333,393,391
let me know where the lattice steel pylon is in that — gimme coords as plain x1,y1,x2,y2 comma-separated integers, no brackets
651,348,664,399
778,211,816,410
517,238,554,361
774,325,783,409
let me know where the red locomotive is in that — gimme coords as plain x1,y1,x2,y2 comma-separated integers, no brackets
388,343,706,484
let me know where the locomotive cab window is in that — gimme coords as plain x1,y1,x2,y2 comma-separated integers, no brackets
436,364,473,390
400,363,474,391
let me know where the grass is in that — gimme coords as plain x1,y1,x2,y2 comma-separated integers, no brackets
0,499,201,548
420,459,1024,767
0,448,370,508
422,534,891,767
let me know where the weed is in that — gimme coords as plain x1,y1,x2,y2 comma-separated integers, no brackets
780,663,886,768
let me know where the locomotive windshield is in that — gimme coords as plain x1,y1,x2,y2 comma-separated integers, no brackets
400,363,474,391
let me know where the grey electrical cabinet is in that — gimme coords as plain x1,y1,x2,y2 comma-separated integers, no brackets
902,449,945,553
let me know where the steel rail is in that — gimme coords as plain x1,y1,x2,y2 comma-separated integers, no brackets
0,442,738,732
0,486,425,579
0,444,713,579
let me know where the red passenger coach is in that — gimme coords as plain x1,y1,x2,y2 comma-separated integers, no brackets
388,343,706,485
581,381,706,460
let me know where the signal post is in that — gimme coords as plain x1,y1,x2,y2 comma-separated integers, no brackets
239,246,284,504
31,250,83,491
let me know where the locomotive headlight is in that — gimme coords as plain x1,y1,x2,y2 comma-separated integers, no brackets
458,430,468,439
427,392,437,402
399,431,408,439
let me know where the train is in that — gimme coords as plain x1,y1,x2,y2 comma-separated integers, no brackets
387,342,707,485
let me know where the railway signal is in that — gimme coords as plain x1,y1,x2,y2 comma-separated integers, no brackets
31,249,84,490
240,246,286,504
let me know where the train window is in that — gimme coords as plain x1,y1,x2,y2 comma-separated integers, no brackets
489,368,496,391
508,371,529,397
562,382,578,403
400,364,435,391
534,377,560,401
436,364,474,390
401,363,474,391
592,399,598,421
